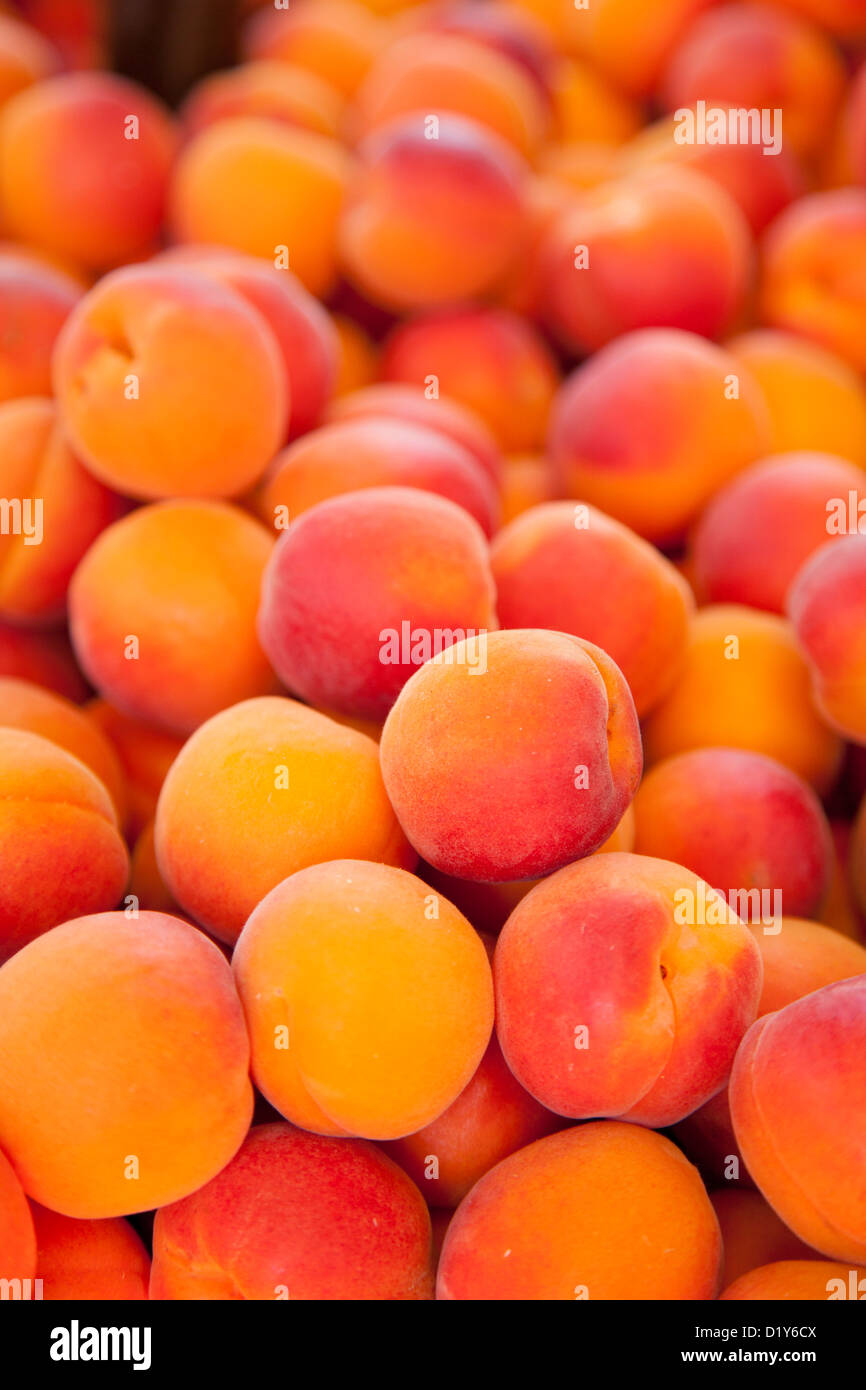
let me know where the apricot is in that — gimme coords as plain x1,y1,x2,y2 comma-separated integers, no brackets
438,1122,722,1300
491,501,693,716
760,189,866,375
787,537,866,744
169,117,351,298
712,1189,817,1288
752,916,866,1015
181,61,344,141
495,852,762,1126
499,454,556,524
551,56,642,146
765,0,866,39
234,860,493,1139
730,976,866,1262
0,72,177,271
69,501,278,736
382,307,558,454
540,167,752,354
721,1260,866,1301
0,911,252,1217
380,628,642,882
660,2,846,162
548,329,771,545
86,700,183,841
258,487,495,720
327,383,502,485
691,452,866,613
727,331,866,468
53,264,287,500
632,749,833,922
0,1146,36,1282
0,252,81,403
129,821,182,917
339,115,528,312
154,695,411,944
0,397,125,624
156,247,338,441
152,1122,434,1300
331,313,379,396
257,417,499,537
643,604,844,793
243,0,386,99
351,32,548,158
0,622,88,702
30,1203,150,1300
0,728,128,962
0,13,58,110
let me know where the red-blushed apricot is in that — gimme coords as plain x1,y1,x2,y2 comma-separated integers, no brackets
86,700,184,840
761,189,866,375
621,111,805,236
0,728,128,962
730,977,866,1262
234,860,493,1139
331,312,379,395
0,72,177,272
155,695,411,944
243,0,386,99
327,383,502,485
551,55,641,146
643,605,844,793
787,537,866,743
561,0,717,97
383,1034,560,1207
155,247,338,441
0,676,125,821
0,252,81,403
151,1122,434,1300
256,417,499,537
0,397,125,624
495,852,762,1126
0,911,252,1218
712,1189,817,1288
53,264,287,500
69,501,278,736
351,31,548,158
258,487,496,720
30,1203,150,1300
499,453,556,525
691,452,866,614
181,61,344,141
660,2,846,162
632,750,833,923
381,628,642,882
438,1121,722,1300
382,307,558,454
540,167,752,354
548,329,771,545
339,115,527,312
767,0,866,39
491,502,693,716
169,117,351,298
0,622,88,702
0,1146,36,1282
721,1259,866,1300
727,333,866,470
410,0,556,104
0,13,58,109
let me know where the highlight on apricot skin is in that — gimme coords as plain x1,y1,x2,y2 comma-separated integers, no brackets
0,911,253,1219
720,1261,866,1302
729,976,866,1264
30,1203,151,1300
0,72,177,272
437,1121,722,1300
69,500,278,737
53,263,288,501
380,628,642,883
233,859,494,1140
631,749,834,923
490,501,694,717
258,486,496,721
494,852,763,1127
151,1122,434,1301
0,728,129,963
154,695,412,945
